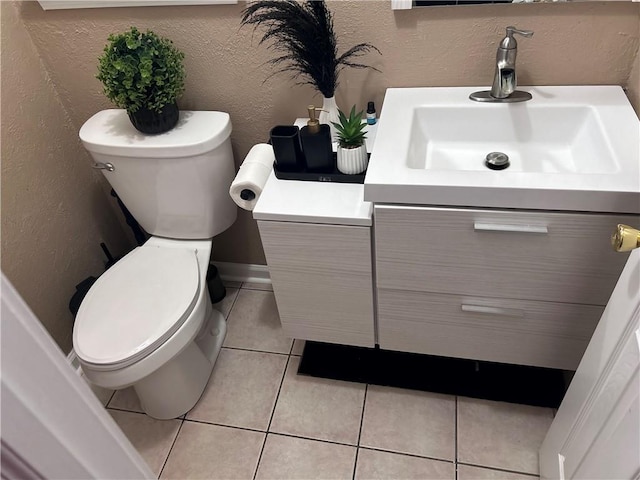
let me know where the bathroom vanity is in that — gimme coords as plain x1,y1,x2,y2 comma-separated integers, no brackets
374,205,630,370
253,86,640,371
253,120,376,348
257,221,374,345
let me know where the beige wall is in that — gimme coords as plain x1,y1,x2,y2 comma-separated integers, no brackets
627,40,640,116
10,1,640,267
17,1,640,266
1,1,134,352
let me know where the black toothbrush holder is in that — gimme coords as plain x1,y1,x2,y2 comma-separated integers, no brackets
270,125,304,172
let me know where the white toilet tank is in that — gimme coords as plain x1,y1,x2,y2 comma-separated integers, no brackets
80,110,238,239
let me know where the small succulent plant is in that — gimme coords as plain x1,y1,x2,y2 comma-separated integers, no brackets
332,106,367,149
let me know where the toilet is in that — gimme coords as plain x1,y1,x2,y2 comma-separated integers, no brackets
74,109,238,419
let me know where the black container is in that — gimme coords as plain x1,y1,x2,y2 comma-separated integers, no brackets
273,152,370,184
206,265,226,304
270,125,304,171
300,124,334,172
128,102,179,134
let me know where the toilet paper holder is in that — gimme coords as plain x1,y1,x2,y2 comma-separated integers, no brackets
240,189,256,201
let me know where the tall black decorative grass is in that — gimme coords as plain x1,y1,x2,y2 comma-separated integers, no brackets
241,0,381,98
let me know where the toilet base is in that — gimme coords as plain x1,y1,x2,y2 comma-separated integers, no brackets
133,305,226,419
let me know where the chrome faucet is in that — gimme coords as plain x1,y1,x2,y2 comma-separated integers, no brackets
470,26,534,103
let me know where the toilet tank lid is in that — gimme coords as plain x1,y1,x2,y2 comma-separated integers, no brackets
79,109,232,158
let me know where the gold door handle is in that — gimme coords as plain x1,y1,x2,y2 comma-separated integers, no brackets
611,224,640,252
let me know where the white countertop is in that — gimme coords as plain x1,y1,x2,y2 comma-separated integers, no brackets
252,119,377,226
253,88,640,224
252,171,373,226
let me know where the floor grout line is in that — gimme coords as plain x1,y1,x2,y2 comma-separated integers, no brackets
265,430,359,448
216,285,284,354
252,353,291,480
108,387,540,478
158,417,185,479
104,390,117,409
182,418,267,434
214,289,240,322
106,406,187,422
111,370,546,477
220,345,290,357
108,400,457,461
106,406,159,416
227,288,241,313
358,446,455,464
107,394,458,465
106,405,145,415
351,384,369,480
456,461,540,477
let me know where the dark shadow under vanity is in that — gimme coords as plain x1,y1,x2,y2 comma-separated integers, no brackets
298,341,570,409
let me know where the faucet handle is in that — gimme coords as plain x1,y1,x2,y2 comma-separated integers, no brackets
506,26,534,38
500,26,533,49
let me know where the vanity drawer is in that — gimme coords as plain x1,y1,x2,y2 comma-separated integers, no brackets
377,289,602,370
375,206,634,305
258,220,375,348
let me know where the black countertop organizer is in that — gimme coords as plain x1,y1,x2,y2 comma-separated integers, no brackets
273,152,369,184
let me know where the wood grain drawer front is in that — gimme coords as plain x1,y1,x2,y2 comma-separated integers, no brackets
375,206,635,305
258,221,375,347
377,289,602,370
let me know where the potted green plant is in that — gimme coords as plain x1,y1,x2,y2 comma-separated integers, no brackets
332,106,368,175
97,27,185,134
241,0,380,139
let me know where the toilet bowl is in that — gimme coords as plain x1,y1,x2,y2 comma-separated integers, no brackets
74,237,226,419
74,110,237,419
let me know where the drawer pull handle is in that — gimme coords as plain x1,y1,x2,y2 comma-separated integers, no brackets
461,304,525,318
474,222,548,234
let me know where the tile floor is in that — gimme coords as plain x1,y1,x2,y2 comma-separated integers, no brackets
103,281,553,479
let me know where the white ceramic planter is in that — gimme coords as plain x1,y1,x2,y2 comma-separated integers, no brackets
337,145,368,174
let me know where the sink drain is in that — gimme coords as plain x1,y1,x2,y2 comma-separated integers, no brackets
485,151,510,170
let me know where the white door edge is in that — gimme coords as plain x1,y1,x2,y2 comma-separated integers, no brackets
540,250,640,479
0,273,154,479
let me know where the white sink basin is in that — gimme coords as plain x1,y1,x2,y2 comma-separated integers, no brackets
409,105,618,174
365,86,640,213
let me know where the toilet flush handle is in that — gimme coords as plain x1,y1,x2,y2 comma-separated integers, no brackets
92,162,115,172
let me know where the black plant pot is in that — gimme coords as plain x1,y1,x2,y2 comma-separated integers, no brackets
128,102,179,134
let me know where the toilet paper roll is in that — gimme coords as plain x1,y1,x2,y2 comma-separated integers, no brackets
229,143,275,211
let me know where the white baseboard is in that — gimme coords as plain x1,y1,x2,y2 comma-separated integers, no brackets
213,262,271,284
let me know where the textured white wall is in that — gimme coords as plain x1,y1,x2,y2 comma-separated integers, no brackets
1,1,134,352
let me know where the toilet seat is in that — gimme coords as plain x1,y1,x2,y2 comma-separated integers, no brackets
74,246,200,370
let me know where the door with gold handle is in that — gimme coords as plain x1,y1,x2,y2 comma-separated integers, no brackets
611,224,640,252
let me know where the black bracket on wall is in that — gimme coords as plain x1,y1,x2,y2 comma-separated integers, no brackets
110,189,147,246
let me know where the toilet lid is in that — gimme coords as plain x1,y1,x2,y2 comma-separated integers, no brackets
73,246,200,368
